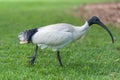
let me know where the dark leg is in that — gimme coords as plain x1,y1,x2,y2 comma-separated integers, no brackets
28,45,38,65
57,50,63,66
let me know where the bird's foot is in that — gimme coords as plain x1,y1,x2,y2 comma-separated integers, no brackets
59,61,63,67
28,56,36,65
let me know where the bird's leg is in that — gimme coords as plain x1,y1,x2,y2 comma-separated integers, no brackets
57,50,63,66
28,45,38,65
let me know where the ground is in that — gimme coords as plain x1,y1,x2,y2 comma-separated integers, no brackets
0,1,120,80
75,2,120,26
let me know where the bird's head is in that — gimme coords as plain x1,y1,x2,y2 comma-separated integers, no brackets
88,16,114,43
88,16,101,26
18,28,38,44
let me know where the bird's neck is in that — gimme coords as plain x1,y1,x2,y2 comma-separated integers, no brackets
73,21,89,40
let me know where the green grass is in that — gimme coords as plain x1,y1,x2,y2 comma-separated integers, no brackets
0,0,120,80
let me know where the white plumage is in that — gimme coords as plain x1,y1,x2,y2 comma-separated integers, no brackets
32,22,89,51
18,16,114,66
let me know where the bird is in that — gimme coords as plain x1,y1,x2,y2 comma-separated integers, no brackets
18,16,114,66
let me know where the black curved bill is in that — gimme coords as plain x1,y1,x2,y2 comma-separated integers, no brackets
97,21,114,43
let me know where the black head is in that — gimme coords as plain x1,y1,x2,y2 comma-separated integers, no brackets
88,16,114,43
88,16,101,26
18,28,38,44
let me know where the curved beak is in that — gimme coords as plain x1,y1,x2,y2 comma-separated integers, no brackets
97,21,114,43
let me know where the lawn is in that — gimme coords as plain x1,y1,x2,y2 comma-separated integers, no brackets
0,0,120,80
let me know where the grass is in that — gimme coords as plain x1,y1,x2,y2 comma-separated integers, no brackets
0,0,120,80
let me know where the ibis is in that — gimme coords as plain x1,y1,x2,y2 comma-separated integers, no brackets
18,16,114,66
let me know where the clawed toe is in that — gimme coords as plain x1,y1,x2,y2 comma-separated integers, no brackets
28,56,36,65
27,45,38,65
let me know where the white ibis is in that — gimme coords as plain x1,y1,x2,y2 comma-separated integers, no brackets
18,16,114,66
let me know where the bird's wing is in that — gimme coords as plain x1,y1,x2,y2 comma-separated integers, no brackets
32,30,73,46
38,23,74,32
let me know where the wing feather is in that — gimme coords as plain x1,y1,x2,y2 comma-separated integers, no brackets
32,30,73,46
